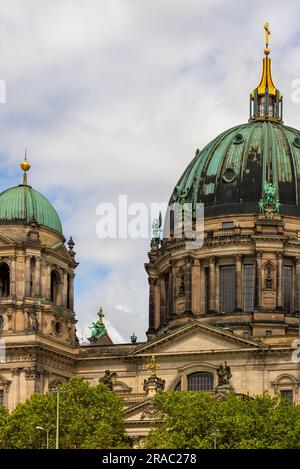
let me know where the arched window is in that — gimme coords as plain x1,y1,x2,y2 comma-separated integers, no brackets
187,372,214,391
0,315,3,336
0,263,10,297
51,270,60,304
174,381,181,391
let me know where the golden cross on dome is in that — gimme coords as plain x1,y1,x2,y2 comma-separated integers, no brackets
145,355,160,377
264,22,270,52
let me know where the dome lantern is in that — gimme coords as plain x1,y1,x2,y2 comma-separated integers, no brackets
249,23,283,122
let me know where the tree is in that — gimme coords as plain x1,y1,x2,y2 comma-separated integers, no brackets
1,377,129,449
0,404,8,447
144,391,300,449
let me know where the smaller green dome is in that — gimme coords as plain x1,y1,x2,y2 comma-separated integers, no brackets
0,184,63,234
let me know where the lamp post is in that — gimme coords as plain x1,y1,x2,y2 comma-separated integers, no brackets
51,387,64,449
35,426,49,449
211,429,219,449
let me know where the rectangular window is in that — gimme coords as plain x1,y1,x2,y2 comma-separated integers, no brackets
280,389,293,404
220,265,236,313
0,389,4,407
283,265,293,313
243,264,254,312
222,221,234,229
205,267,210,313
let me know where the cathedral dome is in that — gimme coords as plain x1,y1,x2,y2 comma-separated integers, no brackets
170,24,300,218
0,156,62,234
169,120,300,218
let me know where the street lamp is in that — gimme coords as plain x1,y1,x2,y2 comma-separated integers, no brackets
35,426,49,449
50,387,64,449
211,429,219,449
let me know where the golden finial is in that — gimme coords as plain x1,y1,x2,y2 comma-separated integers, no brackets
144,355,160,377
264,22,270,55
20,149,31,185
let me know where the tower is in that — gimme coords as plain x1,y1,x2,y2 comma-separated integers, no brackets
0,155,78,408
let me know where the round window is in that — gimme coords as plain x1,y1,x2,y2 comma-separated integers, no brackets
293,137,300,148
233,133,244,144
222,168,236,183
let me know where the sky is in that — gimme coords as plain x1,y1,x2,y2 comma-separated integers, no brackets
1,0,300,343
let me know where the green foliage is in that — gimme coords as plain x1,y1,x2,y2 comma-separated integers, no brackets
1,377,128,449
144,392,300,449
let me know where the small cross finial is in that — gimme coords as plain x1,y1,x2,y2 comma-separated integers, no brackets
97,306,105,324
264,22,270,48
144,355,160,377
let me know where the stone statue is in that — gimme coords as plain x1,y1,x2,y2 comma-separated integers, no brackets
258,181,280,214
217,361,232,386
27,308,38,331
99,370,117,391
152,212,162,240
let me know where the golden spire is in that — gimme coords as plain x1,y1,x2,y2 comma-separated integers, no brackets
20,149,31,185
256,22,276,96
144,355,160,377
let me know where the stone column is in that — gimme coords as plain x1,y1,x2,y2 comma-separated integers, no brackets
192,259,201,314
9,255,16,296
294,256,300,312
62,270,68,306
11,368,21,409
255,251,262,309
68,273,75,310
200,264,206,314
276,252,283,309
235,254,243,311
209,256,216,312
185,256,192,313
148,277,155,332
34,256,41,297
45,262,51,300
160,274,166,326
25,255,31,297
154,278,160,330
40,259,47,299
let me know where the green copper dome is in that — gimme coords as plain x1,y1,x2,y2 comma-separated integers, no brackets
170,120,300,217
0,184,63,234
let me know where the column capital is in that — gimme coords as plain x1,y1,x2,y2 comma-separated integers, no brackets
209,256,216,264
11,367,21,376
169,259,177,268
294,256,300,265
235,254,243,262
276,251,283,259
255,251,263,259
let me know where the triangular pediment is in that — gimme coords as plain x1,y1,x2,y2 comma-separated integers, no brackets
128,321,267,357
50,242,74,262
0,233,15,246
125,398,163,422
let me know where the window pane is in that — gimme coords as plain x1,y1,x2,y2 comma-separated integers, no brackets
283,266,293,313
280,389,293,404
0,390,4,406
205,267,210,313
243,264,254,311
188,372,213,391
220,265,236,313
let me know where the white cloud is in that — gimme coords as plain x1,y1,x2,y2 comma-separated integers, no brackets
0,1,300,341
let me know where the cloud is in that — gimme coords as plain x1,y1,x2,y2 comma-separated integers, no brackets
0,0,300,341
